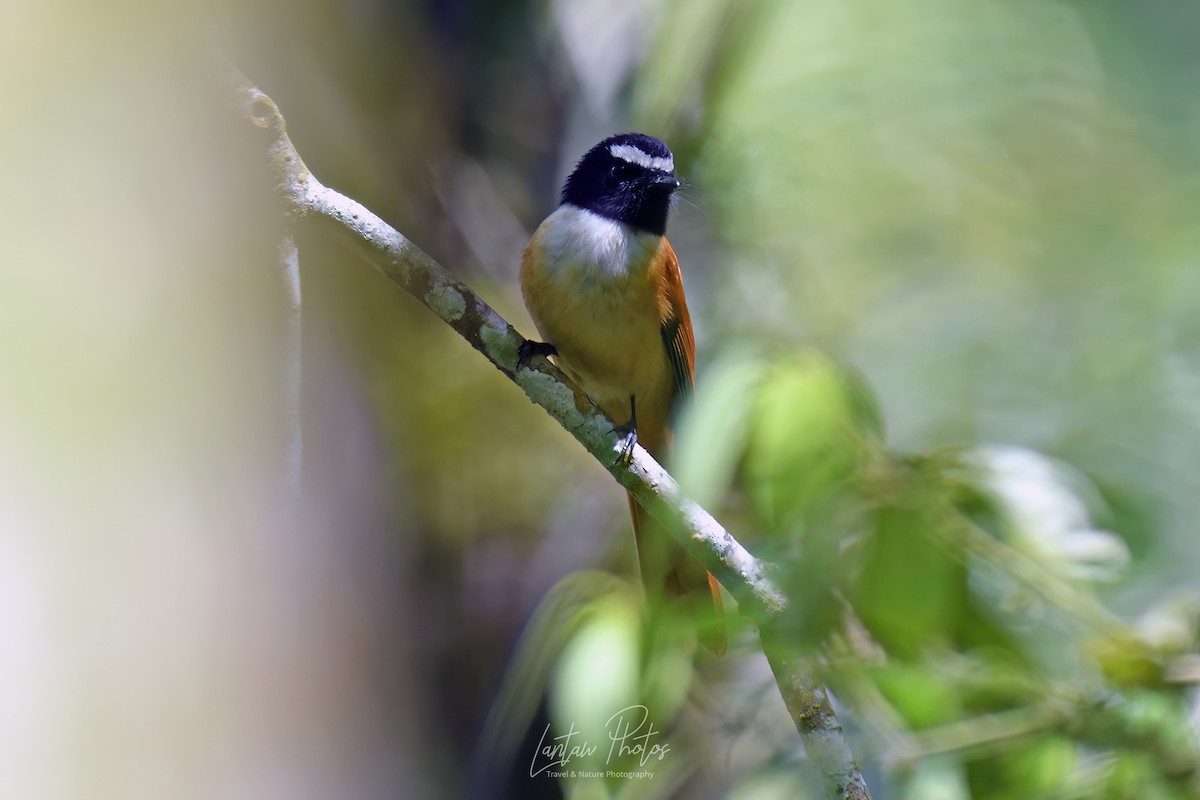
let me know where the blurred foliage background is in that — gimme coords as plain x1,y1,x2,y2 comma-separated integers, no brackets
3,0,1200,798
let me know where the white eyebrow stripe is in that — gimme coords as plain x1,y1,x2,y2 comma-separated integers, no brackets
609,143,674,172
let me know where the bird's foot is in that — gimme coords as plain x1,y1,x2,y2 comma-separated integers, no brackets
611,394,638,467
611,419,638,467
517,339,557,370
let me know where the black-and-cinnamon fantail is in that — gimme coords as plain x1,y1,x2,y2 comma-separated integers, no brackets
520,133,725,655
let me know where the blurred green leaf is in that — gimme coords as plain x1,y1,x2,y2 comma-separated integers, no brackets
1099,753,1182,800
728,768,817,800
966,735,1075,800
479,572,634,777
852,505,966,658
551,593,644,772
745,351,871,530
672,347,767,508
903,756,971,800
871,662,962,730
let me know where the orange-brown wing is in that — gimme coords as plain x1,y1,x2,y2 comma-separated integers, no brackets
656,239,696,408
639,238,725,655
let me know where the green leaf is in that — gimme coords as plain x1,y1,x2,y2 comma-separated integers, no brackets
966,735,1075,800
745,352,867,530
550,593,643,774
871,662,963,729
852,506,966,658
904,756,970,800
672,346,766,508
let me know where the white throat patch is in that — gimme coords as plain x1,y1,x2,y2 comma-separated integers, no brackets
609,143,674,173
540,205,659,281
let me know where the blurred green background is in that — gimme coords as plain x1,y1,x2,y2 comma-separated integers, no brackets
3,0,1200,798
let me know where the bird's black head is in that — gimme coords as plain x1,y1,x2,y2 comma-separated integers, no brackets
560,133,680,236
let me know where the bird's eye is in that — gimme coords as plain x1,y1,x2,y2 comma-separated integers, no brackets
609,162,636,182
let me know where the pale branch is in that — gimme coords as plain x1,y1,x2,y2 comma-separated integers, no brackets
230,70,871,800
765,628,872,800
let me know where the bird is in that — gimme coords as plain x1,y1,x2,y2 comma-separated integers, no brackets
519,133,725,655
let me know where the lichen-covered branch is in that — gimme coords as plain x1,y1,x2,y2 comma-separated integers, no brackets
230,69,871,800
764,628,872,800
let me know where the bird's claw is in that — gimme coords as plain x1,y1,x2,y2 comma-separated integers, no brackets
517,339,557,370
611,420,638,467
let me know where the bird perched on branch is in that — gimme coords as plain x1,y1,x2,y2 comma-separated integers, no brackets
519,133,725,655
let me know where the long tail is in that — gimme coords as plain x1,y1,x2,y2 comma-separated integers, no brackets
628,493,726,656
